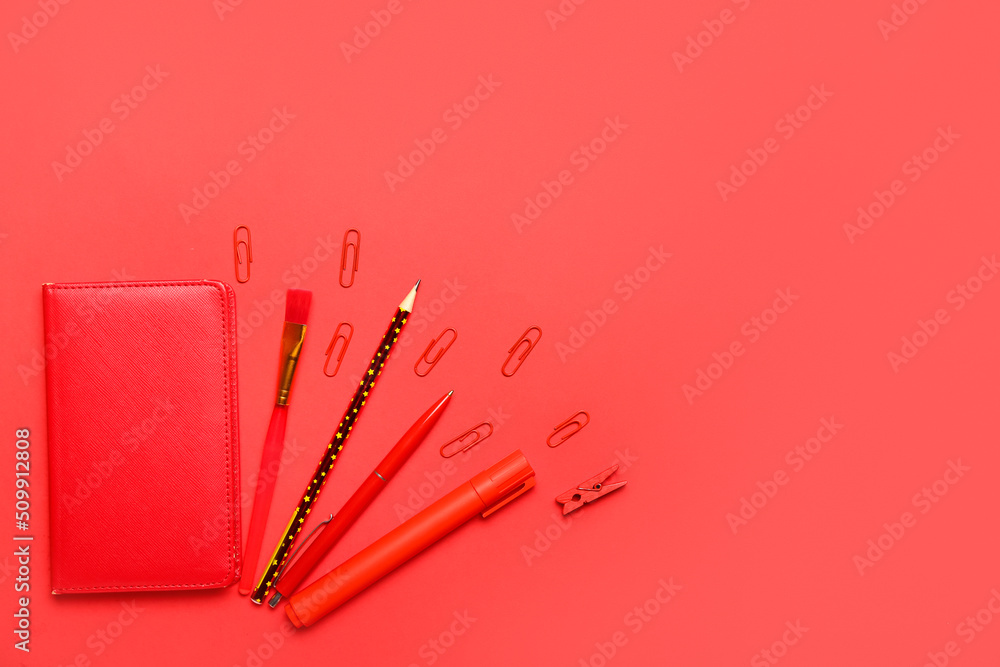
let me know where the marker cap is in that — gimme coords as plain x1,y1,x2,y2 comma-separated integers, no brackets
470,450,535,517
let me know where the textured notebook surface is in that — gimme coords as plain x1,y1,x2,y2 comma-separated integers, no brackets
42,280,241,593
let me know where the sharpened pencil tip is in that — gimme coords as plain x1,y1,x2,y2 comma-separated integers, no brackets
415,279,421,289
400,281,419,312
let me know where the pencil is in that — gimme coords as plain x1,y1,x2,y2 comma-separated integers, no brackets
249,280,419,603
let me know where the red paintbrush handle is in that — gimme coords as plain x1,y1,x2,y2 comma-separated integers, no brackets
239,405,289,595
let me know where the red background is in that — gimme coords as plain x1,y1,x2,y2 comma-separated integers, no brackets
2,0,999,665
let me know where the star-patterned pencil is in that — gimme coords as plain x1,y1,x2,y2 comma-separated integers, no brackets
249,280,419,604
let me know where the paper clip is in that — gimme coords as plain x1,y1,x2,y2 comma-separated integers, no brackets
556,465,627,516
501,325,542,377
547,410,590,448
234,225,252,283
414,328,458,377
323,322,354,377
340,228,360,288
440,421,493,458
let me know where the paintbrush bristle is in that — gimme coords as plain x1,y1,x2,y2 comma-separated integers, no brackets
284,289,312,325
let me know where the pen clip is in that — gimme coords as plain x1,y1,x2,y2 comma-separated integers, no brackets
272,513,334,585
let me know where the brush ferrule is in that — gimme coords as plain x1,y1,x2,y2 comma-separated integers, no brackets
276,322,306,406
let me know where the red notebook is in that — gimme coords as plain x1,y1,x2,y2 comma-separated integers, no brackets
42,280,241,593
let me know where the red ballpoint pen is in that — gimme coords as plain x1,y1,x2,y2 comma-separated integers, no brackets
267,391,454,607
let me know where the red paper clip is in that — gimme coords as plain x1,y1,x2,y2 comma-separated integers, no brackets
234,225,252,283
556,465,627,515
440,421,493,458
414,328,457,377
340,228,360,288
546,410,590,448
323,322,353,377
501,325,542,377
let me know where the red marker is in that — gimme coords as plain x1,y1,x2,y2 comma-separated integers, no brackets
284,450,535,628
267,391,453,606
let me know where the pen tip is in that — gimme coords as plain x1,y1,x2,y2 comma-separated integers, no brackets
447,390,454,396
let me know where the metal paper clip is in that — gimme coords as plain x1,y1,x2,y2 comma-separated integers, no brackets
340,228,360,288
556,465,627,515
414,328,458,377
323,322,354,377
501,325,542,377
547,410,590,448
234,225,252,283
440,421,493,458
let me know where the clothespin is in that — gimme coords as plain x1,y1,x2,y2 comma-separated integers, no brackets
555,464,627,516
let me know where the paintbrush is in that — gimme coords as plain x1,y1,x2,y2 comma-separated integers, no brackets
239,288,312,595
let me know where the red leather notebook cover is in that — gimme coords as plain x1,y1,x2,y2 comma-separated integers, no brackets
42,280,241,594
